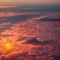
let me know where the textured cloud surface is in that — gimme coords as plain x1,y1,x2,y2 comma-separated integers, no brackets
0,5,60,60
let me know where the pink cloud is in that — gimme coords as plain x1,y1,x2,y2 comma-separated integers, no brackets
47,12,60,18
0,13,60,60
0,12,41,18
0,6,17,8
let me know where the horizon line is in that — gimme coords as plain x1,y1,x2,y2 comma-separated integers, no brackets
0,2,60,6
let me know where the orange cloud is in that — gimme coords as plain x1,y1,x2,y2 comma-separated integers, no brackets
0,6,17,8
0,12,41,17
0,12,60,60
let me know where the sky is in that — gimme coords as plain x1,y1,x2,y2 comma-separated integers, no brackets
0,0,60,5
0,0,60,59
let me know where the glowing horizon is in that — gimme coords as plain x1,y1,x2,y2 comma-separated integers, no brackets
0,0,60,5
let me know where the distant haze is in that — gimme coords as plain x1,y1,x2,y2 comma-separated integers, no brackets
0,0,60,5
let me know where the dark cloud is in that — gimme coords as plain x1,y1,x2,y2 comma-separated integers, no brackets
23,38,40,44
0,12,43,24
23,38,54,45
0,5,60,13
36,18,60,22
0,22,12,33
52,55,60,60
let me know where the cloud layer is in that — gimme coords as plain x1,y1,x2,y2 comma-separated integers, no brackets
0,5,60,60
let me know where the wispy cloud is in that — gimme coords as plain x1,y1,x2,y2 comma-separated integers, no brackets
0,6,17,8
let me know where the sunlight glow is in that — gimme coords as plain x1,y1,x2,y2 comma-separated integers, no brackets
4,41,13,53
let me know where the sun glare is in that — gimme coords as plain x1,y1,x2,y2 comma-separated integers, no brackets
3,41,13,53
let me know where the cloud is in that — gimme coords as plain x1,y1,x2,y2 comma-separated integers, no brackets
0,7,60,60
0,34,13,37
6,51,28,60
36,18,60,22
0,6,17,8
0,12,42,24
22,37,54,45
0,12,41,18
52,55,60,60
47,12,60,18
0,51,28,60
22,38,40,44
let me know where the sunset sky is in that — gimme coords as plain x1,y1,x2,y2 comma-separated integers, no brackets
0,0,60,59
0,0,60,5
